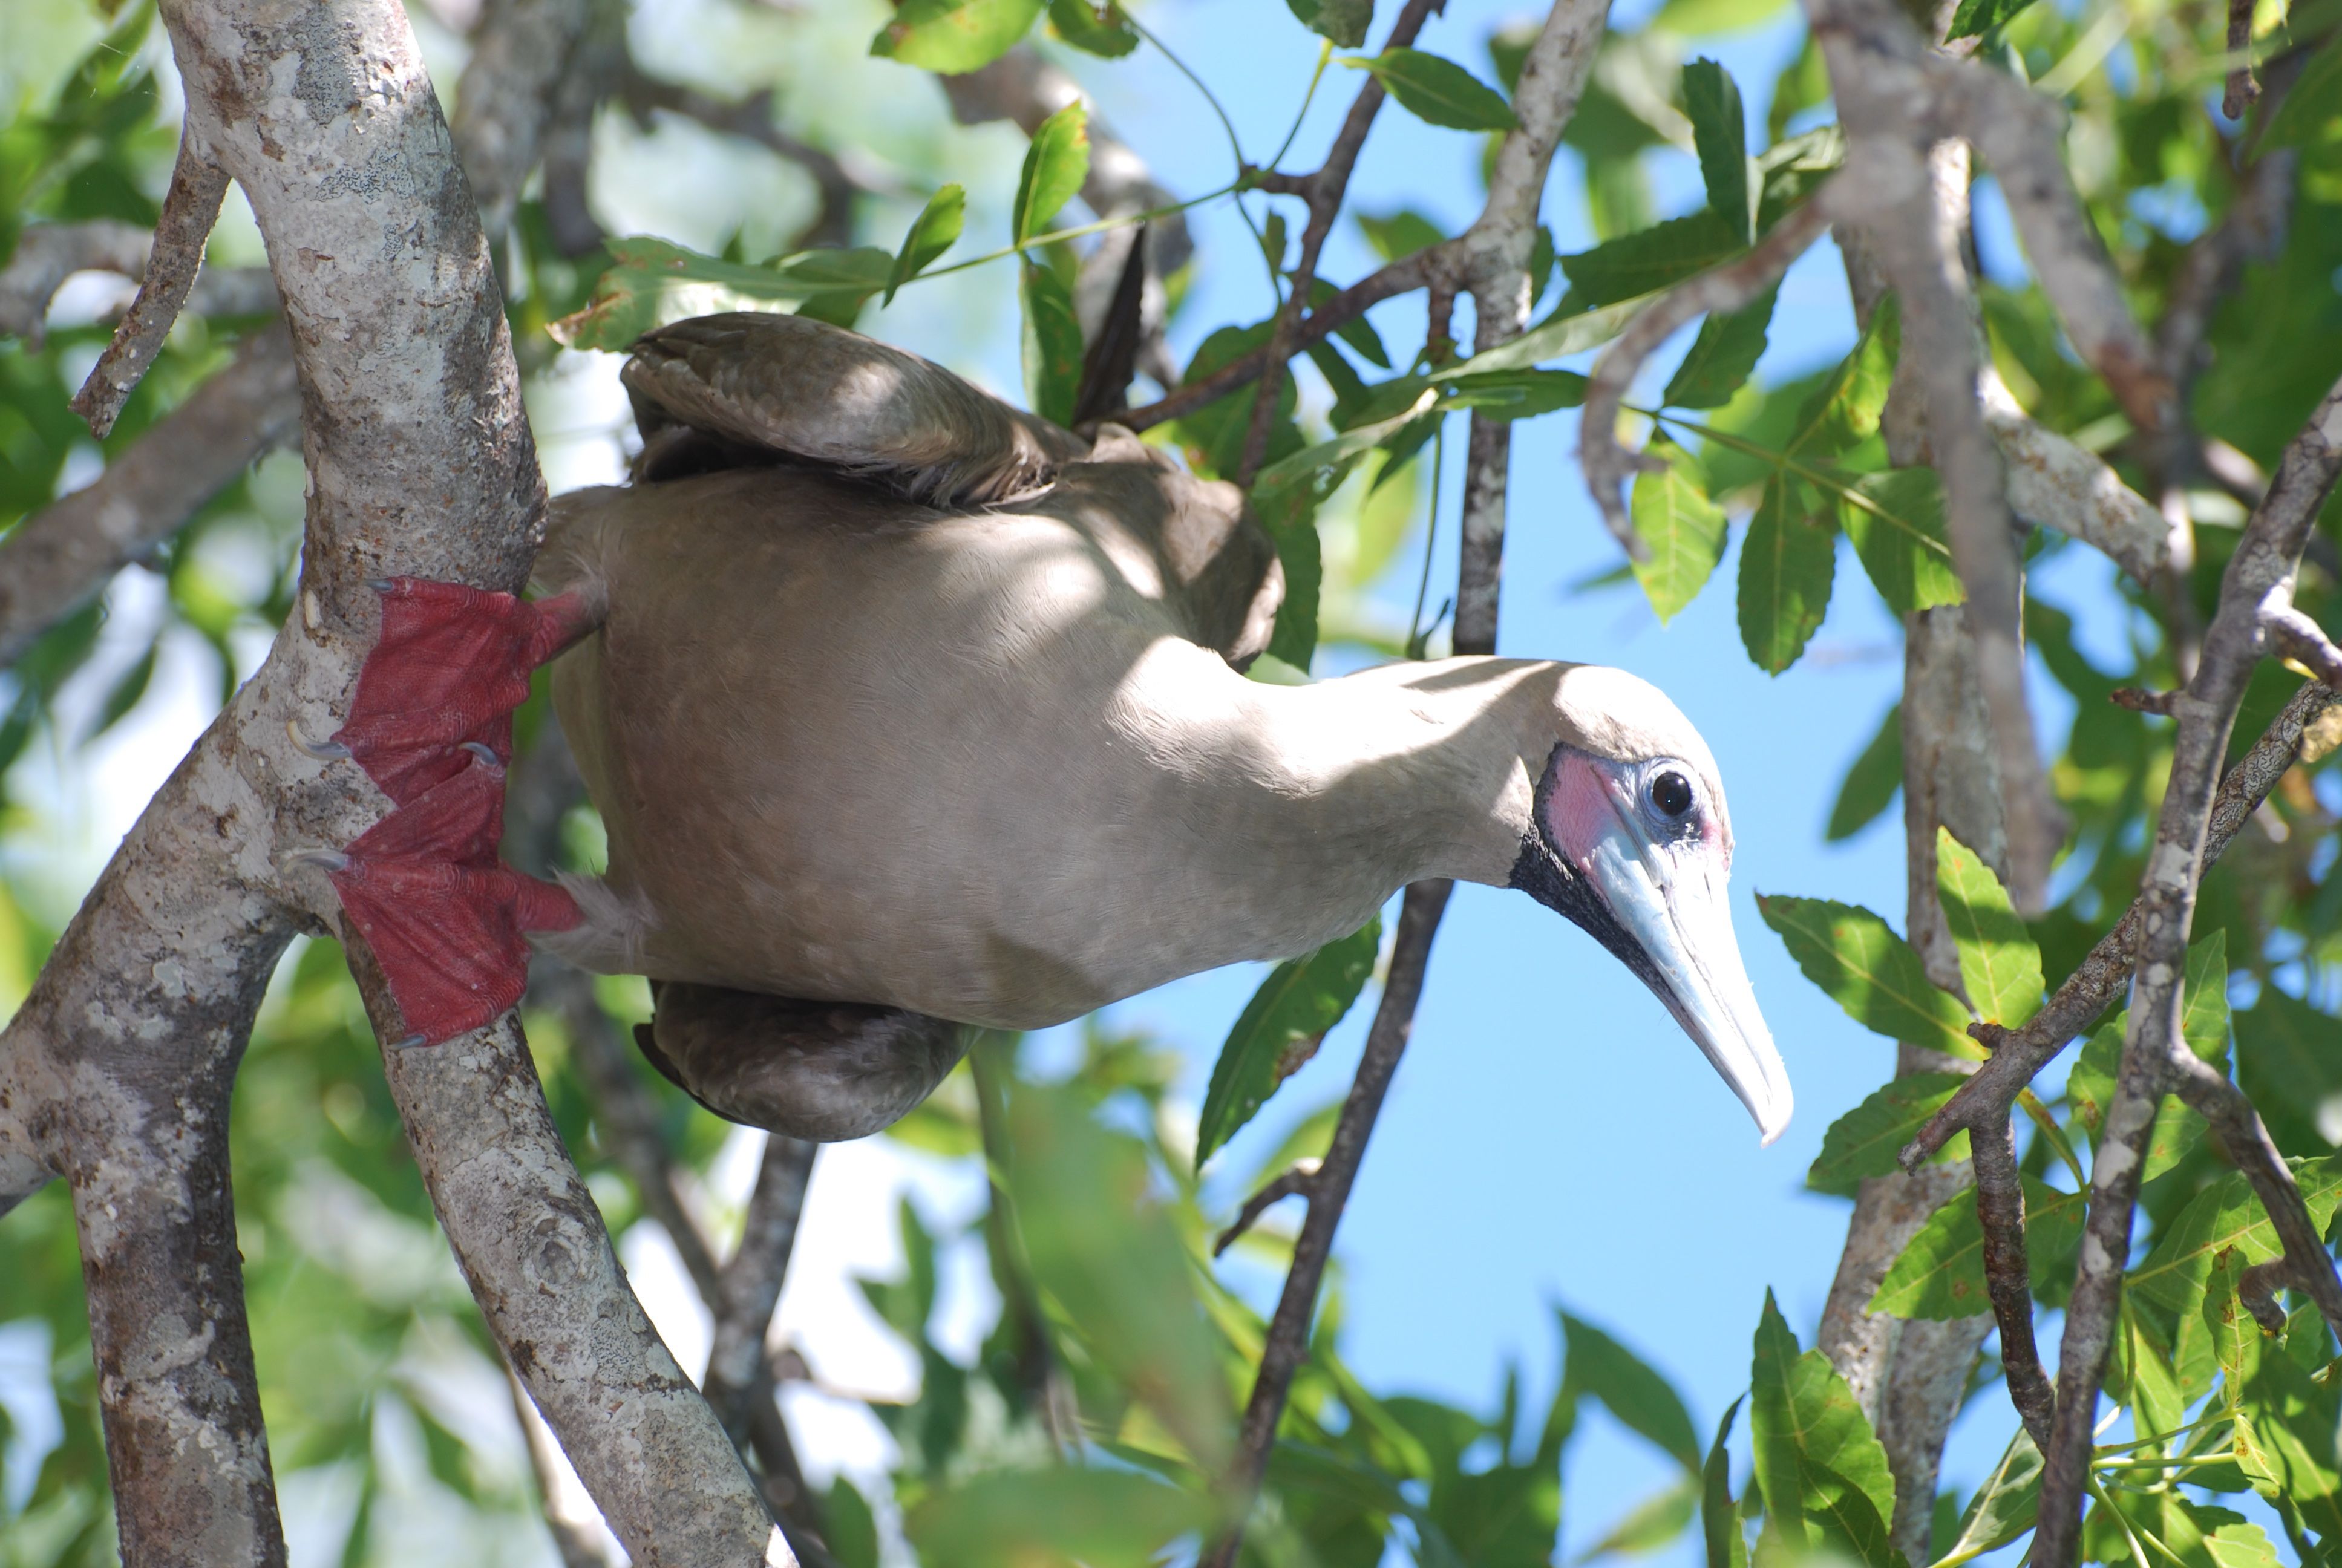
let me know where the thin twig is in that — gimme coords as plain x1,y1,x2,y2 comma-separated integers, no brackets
1204,881,1452,1568
1969,1113,2055,1449
1235,0,1443,485
1212,1160,1320,1258
1901,676,2342,1169
1118,245,1448,433
2223,0,2260,118
1578,190,1839,556
2035,373,2342,1568
70,132,231,439
2265,605,2342,686
1451,0,1609,654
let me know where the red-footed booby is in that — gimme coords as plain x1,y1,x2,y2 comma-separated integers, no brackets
307,312,1790,1147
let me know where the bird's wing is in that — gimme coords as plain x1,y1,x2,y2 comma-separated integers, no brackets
623,312,1088,505
621,312,1284,667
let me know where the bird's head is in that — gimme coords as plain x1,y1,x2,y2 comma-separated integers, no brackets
1507,665,1791,1144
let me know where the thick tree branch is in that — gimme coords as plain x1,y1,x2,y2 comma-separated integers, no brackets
1824,158,2001,1565
0,322,299,670
2035,373,2342,1568
0,0,790,1558
1810,2,2068,913
1236,0,1444,485
1980,368,2168,584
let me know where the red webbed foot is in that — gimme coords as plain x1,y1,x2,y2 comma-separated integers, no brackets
316,578,600,1045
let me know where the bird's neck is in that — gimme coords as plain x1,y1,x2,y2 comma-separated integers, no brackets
1119,647,1553,964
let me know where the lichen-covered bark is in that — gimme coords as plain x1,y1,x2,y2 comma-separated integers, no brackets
0,0,790,1559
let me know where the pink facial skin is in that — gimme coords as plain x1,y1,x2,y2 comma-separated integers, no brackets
1539,749,1724,884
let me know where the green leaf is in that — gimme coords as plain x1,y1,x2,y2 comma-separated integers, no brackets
1255,388,1438,508
2205,1524,2282,1568
2239,1350,2342,1534
1869,1175,2084,1320
1840,468,1963,615
1946,0,2037,38
1287,0,1373,47
1788,294,1898,460
1943,1428,2041,1561
1432,367,1587,419
904,1466,1214,1567
1466,294,1652,373
1653,0,1790,36
1630,432,1727,624
1935,827,2044,1027
1560,209,1745,308
1351,48,1518,132
2130,1156,2342,1324
884,183,966,304
1013,102,1090,247
1663,283,1776,410
548,237,893,351
1735,477,1835,674
1747,1291,1898,1567
1577,1477,1699,1561
2202,1246,2265,1390
1305,277,1392,368
999,1082,1235,1468
1356,207,1448,264
1756,895,1982,1059
2262,36,2342,149
1681,60,1752,242
1562,1311,1702,1471
2236,988,2342,1155
2180,928,2231,1066
870,0,1045,72
1255,482,1322,670
825,1477,882,1568
1701,1397,1747,1568
1825,703,1901,843
2113,1300,2190,1446
1195,919,1381,1168
1047,0,1138,56
1020,260,1084,426
1805,1073,1967,1197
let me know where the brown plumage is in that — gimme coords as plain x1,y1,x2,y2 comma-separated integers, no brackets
535,312,1790,1145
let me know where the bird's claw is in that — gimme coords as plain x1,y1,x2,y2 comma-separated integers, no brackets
287,719,352,762
280,846,352,874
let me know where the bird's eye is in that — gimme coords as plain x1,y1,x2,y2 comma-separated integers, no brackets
1649,770,1695,818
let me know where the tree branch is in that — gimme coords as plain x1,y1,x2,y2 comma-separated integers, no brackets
1451,0,1609,654
1203,13,1608,1554
0,322,299,670
1578,189,1840,556
1902,675,2342,1170
1204,879,1451,1567
1980,368,2168,584
1236,0,1444,485
0,0,791,1556
0,220,151,342
1969,1112,2055,1449
2035,373,2342,1568
452,0,592,244
1212,1160,1320,1258
70,129,231,439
